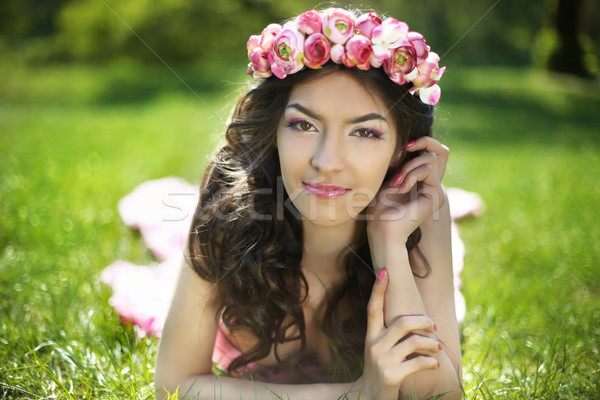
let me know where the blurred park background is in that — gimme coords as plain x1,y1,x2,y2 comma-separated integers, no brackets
1,0,600,398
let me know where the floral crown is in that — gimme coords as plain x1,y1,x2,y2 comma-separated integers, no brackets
246,8,446,105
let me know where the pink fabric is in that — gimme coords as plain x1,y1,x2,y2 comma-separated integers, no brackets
100,256,179,337
102,178,484,339
212,327,324,383
213,328,244,369
117,177,199,261
446,187,485,220
212,328,258,373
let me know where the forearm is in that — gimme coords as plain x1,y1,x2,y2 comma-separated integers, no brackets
370,244,425,321
369,244,461,399
161,375,361,400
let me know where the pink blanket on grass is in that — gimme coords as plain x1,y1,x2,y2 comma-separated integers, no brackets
101,177,484,353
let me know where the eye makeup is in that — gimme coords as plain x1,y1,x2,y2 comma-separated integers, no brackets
285,118,317,132
283,103,389,141
351,127,384,140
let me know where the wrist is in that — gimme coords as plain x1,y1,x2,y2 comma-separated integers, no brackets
370,230,409,246
368,239,410,274
367,229,408,255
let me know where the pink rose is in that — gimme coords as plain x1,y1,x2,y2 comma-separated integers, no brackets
259,24,282,51
249,48,272,78
408,31,430,64
409,51,445,105
330,43,346,64
410,84,442,105
296,10,322,35
304,33,331,68
371,17,409,60
412,51,444,88
383,42,417,85
247,35,272,78
345,35,372,70
268,28,305,79
356,12,382,39
369,52,383,68
322,8,356,44
247,35,260,55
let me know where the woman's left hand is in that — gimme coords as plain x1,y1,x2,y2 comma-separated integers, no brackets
367,136,449,243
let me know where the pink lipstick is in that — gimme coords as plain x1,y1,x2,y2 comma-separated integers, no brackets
303,182,350,199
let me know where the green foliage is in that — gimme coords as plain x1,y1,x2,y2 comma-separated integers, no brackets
438,67,600,399
3,0,599,68
1,63,599,398
54,0,323,64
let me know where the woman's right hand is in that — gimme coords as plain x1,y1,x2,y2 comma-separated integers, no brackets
355,268,441,400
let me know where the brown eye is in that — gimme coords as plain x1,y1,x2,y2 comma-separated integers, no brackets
286,119,316,132
356,129,372,137
352,128,382,140
298,121,312,131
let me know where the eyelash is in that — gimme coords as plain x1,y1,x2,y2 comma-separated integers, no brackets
285,119,383,141
286,119,315,132
352,128,383,140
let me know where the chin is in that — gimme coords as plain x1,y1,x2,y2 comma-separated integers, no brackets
292,195,369,227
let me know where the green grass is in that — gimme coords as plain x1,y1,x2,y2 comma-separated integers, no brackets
1,62,599,399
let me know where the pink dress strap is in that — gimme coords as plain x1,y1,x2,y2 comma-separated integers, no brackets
211,327,302,383
211,328,258,374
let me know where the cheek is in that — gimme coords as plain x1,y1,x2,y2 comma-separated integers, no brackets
350,144,396,180
362,158,391,190
277,131,316,161
277,136,311,183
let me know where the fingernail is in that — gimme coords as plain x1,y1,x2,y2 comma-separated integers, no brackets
403,140,415,149
377,268,387,281
434,323,438,331
438,342,443,350
437,361,440,368
393,173,403,186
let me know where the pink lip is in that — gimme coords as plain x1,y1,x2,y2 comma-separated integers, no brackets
303,182,350,199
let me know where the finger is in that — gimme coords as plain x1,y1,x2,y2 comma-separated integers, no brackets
366,268,388,340
397,163,440,194
403,137,449,176
404,136,449,157
395,152,439,187
377,315,436,351
387,334,442,361
398,167,445,214
385,355,440,383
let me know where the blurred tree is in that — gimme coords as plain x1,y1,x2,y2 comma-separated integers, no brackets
547,0,593,77
0,0,70,38
1,0,597,72
54,0,319,64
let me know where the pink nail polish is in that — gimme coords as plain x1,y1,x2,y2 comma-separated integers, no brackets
434,323,438,331
393,173,403,186
377,268,387,281
438,343,443,350
403,140,415,149
437,361,440,368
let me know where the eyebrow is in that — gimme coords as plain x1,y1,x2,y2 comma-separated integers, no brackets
286,103,389,125
286,104,322,120
348,113,389,125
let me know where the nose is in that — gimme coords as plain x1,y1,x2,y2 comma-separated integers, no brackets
311,131,345,175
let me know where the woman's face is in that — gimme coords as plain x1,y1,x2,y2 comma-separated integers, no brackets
276,71,398,227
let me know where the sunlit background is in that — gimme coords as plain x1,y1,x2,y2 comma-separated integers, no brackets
1,0,599,398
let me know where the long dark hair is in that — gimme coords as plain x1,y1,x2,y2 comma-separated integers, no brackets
187,62,435,378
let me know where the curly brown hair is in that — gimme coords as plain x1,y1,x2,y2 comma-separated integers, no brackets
187,62,435,379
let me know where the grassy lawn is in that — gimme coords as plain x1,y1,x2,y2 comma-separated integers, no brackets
1,62,599,399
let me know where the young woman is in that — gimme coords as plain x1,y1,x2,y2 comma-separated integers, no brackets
156,8,462,399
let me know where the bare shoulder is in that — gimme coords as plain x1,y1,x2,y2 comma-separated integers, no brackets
155,256,222,395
